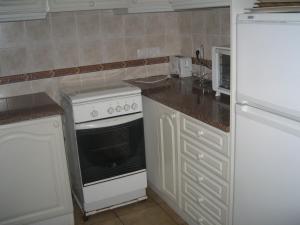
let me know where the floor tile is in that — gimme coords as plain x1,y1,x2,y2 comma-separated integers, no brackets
74,203,122,225
115,203,178,225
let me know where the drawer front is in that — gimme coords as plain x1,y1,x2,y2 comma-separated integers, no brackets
182,194,222,225
181,157,229,205
182,178,228,225
181,136,229,181
180,114,229,156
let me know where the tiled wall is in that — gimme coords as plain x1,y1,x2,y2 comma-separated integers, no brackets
0,8,229,102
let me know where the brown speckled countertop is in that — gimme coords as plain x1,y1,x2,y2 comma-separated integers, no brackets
127,76,230,132
0,92,63,125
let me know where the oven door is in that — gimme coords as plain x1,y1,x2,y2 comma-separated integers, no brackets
75,113,146,186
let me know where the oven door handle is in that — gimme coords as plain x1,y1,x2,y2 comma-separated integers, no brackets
75,112,143,130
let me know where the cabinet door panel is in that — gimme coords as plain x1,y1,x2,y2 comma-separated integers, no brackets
0,117,72,225
49,0,127,12
0,0,47,22
159,108,178,202
171,0,229,10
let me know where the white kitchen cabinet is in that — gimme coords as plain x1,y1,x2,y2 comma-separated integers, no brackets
0,116,73,225
143,97,231,225
48,0,128,12
0,0,47,22
143,97,179,204
128,0,173,13
171,0,229,10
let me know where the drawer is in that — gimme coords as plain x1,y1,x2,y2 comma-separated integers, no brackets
180,136,229,181
181,178,228,225
182,194,222,225
180,114,229,156
181,157,229,205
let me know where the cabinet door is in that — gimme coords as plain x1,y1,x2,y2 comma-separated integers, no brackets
48,0,128,12
0,0,47,22
128,0,173,13
171,0,229,10
0,116,73,225
158,105,179,203
142,97,161,191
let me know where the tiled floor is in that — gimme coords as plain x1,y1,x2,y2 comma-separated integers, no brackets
74,189,188,225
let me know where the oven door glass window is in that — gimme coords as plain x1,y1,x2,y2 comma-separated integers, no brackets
76,118,146,185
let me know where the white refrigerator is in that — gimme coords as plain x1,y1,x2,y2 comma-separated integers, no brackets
234,13,300,225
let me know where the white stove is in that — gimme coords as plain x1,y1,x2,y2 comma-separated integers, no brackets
61,82,147,218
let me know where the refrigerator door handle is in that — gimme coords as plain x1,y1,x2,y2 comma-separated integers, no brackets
236,104,300,138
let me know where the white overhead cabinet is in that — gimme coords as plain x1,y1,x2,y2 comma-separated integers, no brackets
0,116,73,225
171,0,229,10
0,0,48,22
48,0,128,12
128,0,173,13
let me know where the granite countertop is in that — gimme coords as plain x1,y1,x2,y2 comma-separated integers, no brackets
0,92,64,126
127,76,230,132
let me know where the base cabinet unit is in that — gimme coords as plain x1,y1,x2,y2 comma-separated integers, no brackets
0,116,73,225
143,96,231,225
171,0,229,10
0,0,47,22
48,0,128,12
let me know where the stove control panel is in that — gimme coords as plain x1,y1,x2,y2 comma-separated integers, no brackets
73,94,142,123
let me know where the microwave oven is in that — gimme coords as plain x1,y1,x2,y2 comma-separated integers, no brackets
212,46,231,96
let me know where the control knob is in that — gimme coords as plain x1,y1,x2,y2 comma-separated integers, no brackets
124,104,130,111
90,110,99,118
116,106,122,112
107,107,114,114
131,103,138,110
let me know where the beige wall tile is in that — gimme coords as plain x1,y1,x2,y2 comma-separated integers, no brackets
164,12,179,35
178,12,192,34
124,14,145,37
78,40,102,65
144,35,165,56
51,12,76,41
102,37,125,63
0,81,32,98
180,35,193,57
80,71,106,87
0,21,25,48
27,42,54,72
164,34,181,56
100,11,124,38
146,63,169,77
220,8,230,36
191,10,207,34
76,11,100,41
206,9,221,35
125,36,144,60
53,41,79,69
104,68,126,83
145,13,165,35
25,18,51,42
0,47,28,76
125,66,147,79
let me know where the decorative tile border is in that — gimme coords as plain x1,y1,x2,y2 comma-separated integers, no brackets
0,56,212,85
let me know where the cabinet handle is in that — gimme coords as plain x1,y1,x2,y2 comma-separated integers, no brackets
171,113,176,119
197,153,204,160
89,0,95,7
198,217,204,224
53,121,59,128
197,130,204,137
198,176,204,183
198,197,204,203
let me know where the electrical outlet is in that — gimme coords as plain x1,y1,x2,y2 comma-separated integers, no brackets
196,45,205,59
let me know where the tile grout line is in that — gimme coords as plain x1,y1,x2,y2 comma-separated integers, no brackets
112,210,125,225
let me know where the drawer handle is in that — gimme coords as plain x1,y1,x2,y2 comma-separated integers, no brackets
197,130,204,137
198,176,204,183
198,197,204,203
198,153,204,160
198,217,204,224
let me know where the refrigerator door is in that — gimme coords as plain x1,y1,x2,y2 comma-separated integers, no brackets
234,104,300,225
237,14,300,121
